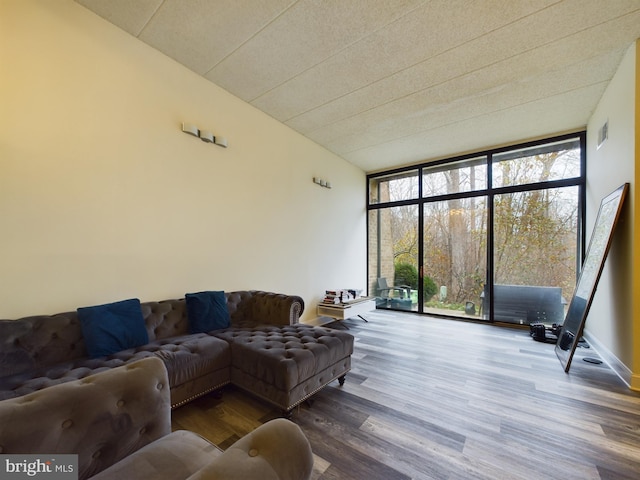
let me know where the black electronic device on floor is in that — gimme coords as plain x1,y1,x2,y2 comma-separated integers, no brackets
530,323,562,344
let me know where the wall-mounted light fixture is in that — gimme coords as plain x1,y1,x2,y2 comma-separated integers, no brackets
182,122,228,148
199,130,214,143
313,177,332,189
182,122,199,137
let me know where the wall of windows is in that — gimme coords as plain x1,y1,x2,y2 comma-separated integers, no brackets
367,133,585,323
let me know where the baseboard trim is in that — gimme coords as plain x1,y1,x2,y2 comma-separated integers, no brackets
583,330,634,389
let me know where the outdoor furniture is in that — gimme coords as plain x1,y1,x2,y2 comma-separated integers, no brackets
375,278,413,310
481,284,565,324
377,277,411,299
390,298,413,311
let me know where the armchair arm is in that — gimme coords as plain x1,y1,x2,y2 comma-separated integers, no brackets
379,286,411,299
186,419,313,480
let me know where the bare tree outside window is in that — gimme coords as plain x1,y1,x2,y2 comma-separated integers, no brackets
368,136,583,321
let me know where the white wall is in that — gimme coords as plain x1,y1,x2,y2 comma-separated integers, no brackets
0,0,366,321
585,41,637,383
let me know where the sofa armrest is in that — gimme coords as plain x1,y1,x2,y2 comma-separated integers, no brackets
226,291,304,327
250,291,305,326
185,418,313,480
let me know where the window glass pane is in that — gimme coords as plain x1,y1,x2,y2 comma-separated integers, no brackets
491,186,579,324
492,138,581,188
422,157,487,196
366,133,584,323
368,205,418,312
369,170,419,204
423,197,487,319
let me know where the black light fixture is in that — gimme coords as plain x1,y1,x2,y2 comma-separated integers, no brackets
182,122,228,148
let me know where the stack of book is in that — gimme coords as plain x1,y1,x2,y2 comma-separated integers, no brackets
347,289,363,299
322,290,343,304
321,289,361,304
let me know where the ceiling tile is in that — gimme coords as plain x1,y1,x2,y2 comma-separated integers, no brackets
76,0,163,36
252,0,560,121
323,53,617,158
289,3,640,139
73,0,640,172
204,0,426,100
346,85,606,172
139,0,294,74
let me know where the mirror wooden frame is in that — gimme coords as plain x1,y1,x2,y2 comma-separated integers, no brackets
555,183,629,372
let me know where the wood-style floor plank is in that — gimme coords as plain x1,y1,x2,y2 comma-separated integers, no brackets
171,311,640,479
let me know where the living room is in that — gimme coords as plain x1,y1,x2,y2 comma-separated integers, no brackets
1,1,639,479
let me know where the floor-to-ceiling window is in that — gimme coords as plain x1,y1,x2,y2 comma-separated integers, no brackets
367,133,585,323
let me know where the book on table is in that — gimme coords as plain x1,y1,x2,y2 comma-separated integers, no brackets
322,289,365,305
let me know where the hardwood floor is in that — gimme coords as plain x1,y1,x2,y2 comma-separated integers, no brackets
171,310,640,479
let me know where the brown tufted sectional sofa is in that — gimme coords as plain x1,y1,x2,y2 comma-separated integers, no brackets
0,290,354,415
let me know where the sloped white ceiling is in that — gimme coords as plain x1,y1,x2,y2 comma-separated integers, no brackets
75,0,640,172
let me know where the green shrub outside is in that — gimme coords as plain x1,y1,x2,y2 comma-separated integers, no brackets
394,263,418,289
423,275,438,300
394,263,438,301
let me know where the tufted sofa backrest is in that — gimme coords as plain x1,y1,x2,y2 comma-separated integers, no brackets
0,357,171,480
140,299,189,342
0,311,86,378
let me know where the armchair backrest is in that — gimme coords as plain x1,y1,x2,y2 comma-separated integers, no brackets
377,278,390,290
0,357,171,480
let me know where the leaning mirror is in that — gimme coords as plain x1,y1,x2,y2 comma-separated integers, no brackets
555,183,628,372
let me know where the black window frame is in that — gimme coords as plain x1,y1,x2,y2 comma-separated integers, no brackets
366,132,587,321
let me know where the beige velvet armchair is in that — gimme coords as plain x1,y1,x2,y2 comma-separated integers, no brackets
0,357,313,480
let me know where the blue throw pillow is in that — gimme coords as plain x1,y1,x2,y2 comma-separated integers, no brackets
78,298,149,359
186,291,231,333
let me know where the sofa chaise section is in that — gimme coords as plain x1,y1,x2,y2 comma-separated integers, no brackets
215,324,354,415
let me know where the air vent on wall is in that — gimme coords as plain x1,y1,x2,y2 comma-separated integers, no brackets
597,120,608,150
